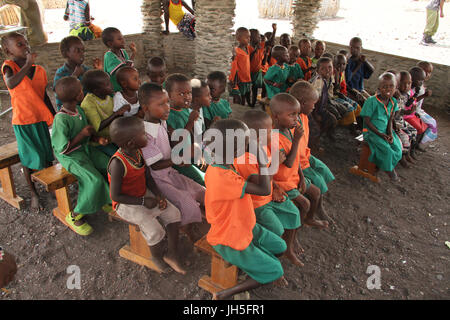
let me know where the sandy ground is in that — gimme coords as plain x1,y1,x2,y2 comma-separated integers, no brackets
0,89,449,299
42,0,449,65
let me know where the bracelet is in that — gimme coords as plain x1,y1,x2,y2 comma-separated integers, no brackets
0,246,4,261
141,196,145,206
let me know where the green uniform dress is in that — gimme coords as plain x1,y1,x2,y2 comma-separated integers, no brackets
360,96,402,172
202,99,232,121
264,63,290,99
167,107,205,186
286,63,305,89
103,49,131,92
51,106,111,214
302,156,335,194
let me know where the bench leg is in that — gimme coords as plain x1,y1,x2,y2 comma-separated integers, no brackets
52,185,76,231
198,255,238,294
349,144,380,183
0,166,24,209
119,225,164,273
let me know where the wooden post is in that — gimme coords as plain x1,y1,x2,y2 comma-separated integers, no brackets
0,166,24,209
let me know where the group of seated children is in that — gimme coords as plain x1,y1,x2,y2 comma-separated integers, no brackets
0,23,438,299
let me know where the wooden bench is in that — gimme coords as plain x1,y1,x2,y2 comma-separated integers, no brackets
0,141,24,209
349,142,380,183
194,236,238,295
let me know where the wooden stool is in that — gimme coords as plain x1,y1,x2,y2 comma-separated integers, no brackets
349,142,380,183
0,141,24,209
31,164,77,230
194,236,238,295
108,210,165,273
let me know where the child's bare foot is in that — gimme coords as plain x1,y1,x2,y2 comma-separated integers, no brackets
399,156,410,168
303,218,329,229
405,153,415,163
294,238,305,255
149,257,170,273
284,248,305,267
274,276,289,287
163,254,186,275
387,169,399,181
30,194,43,212
317,206,336,226
410,150,418,160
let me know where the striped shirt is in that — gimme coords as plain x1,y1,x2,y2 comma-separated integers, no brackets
65,0,89,29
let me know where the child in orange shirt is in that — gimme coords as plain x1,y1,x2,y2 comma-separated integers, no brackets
229,27,252,106
297,39,314,81
290,81,336,224
1,32,55,211
270,93,329,231
204,119,287,300
234,110,302,266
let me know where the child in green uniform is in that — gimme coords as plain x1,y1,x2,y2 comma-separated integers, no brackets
360,73,403,181
81,70,130,157
204,71,232,129
264,45,290,99
52,77,112,235
286,46,304,90
102,27,137,92
205,119,287,300
165,73,205,186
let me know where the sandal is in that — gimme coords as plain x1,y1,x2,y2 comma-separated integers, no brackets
65,212,93,236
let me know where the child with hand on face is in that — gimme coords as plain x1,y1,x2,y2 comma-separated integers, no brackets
113,66,142,117
360,73,403,181
1,32,55,211
81,70,130,157
102,27,137,92
204,119,288,300
52,77,112,235
108,116,186,274
204,71,232,129
139,83,205,243
264,45,290,99
54,36,102,111
297,39,314,81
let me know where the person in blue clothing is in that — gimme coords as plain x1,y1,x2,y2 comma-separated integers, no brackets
345,37,375,107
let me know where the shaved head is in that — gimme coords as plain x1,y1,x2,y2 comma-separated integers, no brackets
270,93,300,115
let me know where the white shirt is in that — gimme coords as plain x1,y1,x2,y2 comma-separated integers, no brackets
113,91,140,117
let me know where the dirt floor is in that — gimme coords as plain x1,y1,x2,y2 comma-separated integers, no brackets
0,90,449,300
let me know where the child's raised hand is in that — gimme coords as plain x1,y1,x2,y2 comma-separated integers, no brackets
0,249,17,288
129,42,137,55
144,197,158,209
25,53,37,67
93,58,103,70
81,125,95,137
293,122,304,141
272,23,277,32
188,110,200,122
117,104,131,116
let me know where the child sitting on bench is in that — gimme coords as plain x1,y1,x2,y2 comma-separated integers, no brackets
52,76,112,235
360,73,402,181
113,66,141,117
204,119,287,300
108,116,185,274
1,32,55,211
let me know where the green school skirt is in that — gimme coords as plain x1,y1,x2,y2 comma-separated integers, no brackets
213,223,286,284
231,82,251,96
254,197,300,236
173,164,205,187
302,156,335,194
13,122,54,170
285,176,312,200
251,71,264,89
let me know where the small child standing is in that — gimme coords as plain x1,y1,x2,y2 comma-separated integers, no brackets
312,40,326,66
204,71,232,129
1,32,55,211
297,39,314,81
139,83,205,242
345,37,374,106
286,45,304,90
52,77,111,235
229,27,252,106
113,66,141,117
204,119,287,300
81,70,130,157
102,27,137,92
190,79,211,141
54,36,102,111
108,116,186,274
360,73,402,181
146,57,167,87
165,73,206,186
264,45,290,99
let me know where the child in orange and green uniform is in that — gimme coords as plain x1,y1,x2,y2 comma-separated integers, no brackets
165,73,205,186
286,46,304,90
297,39,314,81
1,32,55,211
264,46,290,99
234,110,302,267
205,119,287,300
229,27,252,106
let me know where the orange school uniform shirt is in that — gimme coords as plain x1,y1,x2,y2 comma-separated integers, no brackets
229,46,252,84
296,56,312,81
205,164,256,251
298,114,311,170
2,60,54,126
249,42,265,73
272,129,301,192
234,151,273,209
